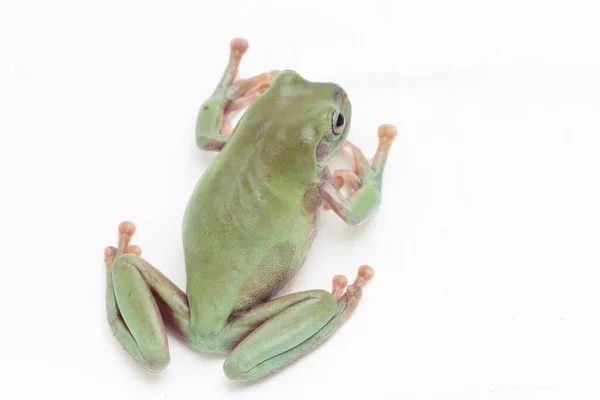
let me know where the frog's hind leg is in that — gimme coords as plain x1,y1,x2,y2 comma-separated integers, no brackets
196,38,279,151
105,222,192,372
222,266,374,381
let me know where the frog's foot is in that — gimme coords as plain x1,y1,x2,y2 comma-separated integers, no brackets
324,125,397,211
222,40,278,129
104,245,141,268
220,40,279,134
196,39,279,150
104,222,142,268
320,125,397,224
332,265,374,304
344,124,397,178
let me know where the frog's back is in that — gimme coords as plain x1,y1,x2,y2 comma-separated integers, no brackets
182,116,322,337
181,71,350,344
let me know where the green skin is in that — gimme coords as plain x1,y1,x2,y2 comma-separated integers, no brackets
104,38,397,381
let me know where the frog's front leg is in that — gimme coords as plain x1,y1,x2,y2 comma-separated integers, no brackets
196,38,278,151
105,222,193,372
321,124,397,225
221,266,373,381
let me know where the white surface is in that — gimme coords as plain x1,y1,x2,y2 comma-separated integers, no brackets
1,0,600,399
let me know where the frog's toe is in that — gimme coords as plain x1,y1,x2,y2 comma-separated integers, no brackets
331,274,348,301
119,221,135,236
377,124,398,144
334,169,361,195
228,70,279,100
226,80,270,114
331,265,373,304
355,265,375,287
104,221,142,266
323,172,347,210
117,221,135,251
224,38,249,79
338,265,374,302
230,38,249,57
125,244,142,256
104,246,117,267
344,283,363,301
341,140,371,177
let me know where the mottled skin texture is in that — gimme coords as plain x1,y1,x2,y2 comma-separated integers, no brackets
104,38,397,381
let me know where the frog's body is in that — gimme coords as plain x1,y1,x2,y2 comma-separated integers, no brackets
104,39,396,380
183,78,346,352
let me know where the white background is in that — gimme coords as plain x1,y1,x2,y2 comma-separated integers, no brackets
1,0,600,399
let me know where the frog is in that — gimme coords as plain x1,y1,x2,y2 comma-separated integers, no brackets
104,38,397,381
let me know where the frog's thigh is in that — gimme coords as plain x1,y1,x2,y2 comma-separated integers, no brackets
223,290,337,381
110,256,170,372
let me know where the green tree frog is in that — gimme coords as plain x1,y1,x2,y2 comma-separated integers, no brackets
104,38,397,381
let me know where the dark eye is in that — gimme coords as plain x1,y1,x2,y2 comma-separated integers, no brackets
332,109,345,135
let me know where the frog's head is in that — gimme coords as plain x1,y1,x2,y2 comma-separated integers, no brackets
263,70,352,172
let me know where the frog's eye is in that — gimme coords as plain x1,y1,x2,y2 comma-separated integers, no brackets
332,109,345,135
